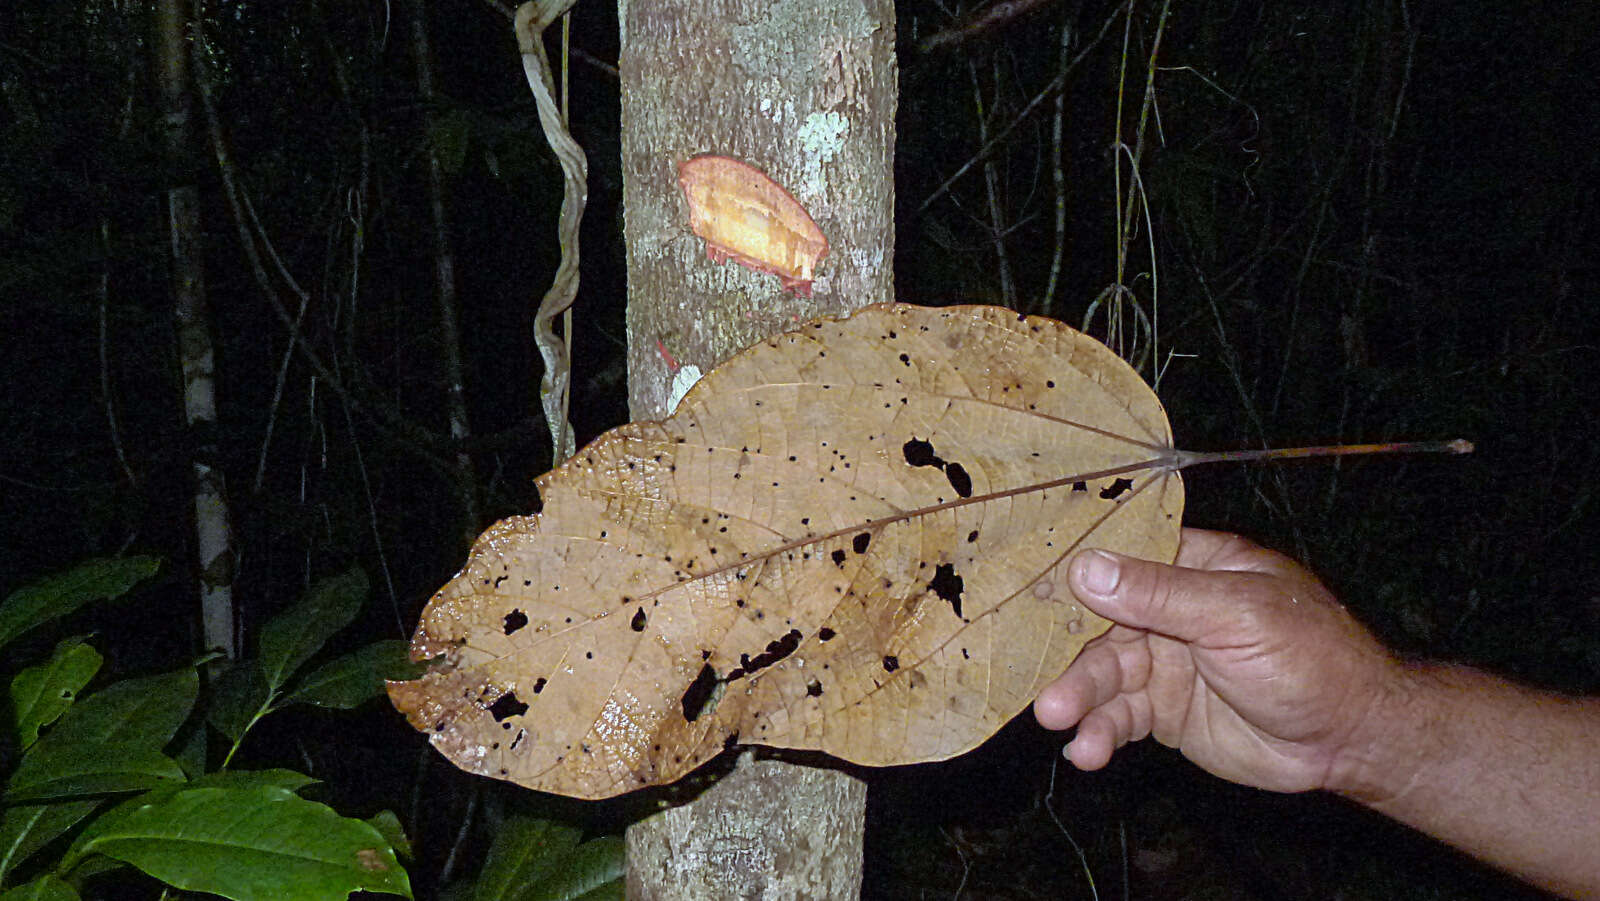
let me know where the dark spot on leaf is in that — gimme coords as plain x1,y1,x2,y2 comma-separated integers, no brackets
503,609,528,635
681,664,721,722
1100,477,1135,500
631,608,647,632
488,693,528,722
853,532,871,554
532,677,547,694
930,563,965,619
967,530,979,543
882,655,900,672
818,627,836,641
899,353,911,366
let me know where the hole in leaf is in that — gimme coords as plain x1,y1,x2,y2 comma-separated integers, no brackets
882,655,900,673
488,693,528,722
902,438,938,468
726,629,804,681
945,462,972,498
503,609,528,635
930,563,965,619
1099,477,1135,500
681,664,722,722
853,532,871,554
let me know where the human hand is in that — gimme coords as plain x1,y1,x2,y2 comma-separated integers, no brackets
1033,528,1399,793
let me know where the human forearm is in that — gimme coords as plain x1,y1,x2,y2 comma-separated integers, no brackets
1330,660,1600,899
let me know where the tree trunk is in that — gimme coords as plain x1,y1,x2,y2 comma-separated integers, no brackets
407,0,482,543
617,0,896,895
157,0,236,662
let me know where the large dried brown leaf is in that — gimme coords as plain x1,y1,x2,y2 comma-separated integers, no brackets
388,304,1183,799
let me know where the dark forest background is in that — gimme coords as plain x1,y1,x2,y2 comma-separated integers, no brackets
2,0,1597,897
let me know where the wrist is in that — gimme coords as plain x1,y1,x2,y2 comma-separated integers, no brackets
1323,657,1451,803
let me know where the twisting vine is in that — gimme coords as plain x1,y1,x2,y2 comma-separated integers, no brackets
515,0,587,464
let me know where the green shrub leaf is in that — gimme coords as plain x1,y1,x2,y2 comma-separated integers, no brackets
258,569,368,693
207,661,272,743
0,557,160,652
0,801,100,887
8,638,102,750
516,836,624,901
473,818,580,901
65,785,411,900
468,818,624,901
35,668,197,751
364,810,411,862
285,641,421,709
0,873,80,901
4,743,186,804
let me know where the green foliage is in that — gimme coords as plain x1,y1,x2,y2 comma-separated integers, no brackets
207,568,425,765
8,639,102,750
258,567,369,692
0,558,161,652
0,559,413,900
286,640,419,709
61,782,409,900
0,874,78,901
447,816,623,901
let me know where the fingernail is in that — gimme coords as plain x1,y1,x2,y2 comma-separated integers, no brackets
1079,550,1121,596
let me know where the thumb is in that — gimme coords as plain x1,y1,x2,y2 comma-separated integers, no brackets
1068,548,1243,642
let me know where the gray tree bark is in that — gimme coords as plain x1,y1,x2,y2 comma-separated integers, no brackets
617,0,897,896
157,0,236,662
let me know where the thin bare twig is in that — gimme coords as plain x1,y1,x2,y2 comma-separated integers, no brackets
1041,21,1071,316
98,220,136,486
919,0,1058,54
969,58,1016,307
917,4,1122,215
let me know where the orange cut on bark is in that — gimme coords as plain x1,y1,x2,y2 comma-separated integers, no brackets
388,304,1183,799
678,155,829,296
